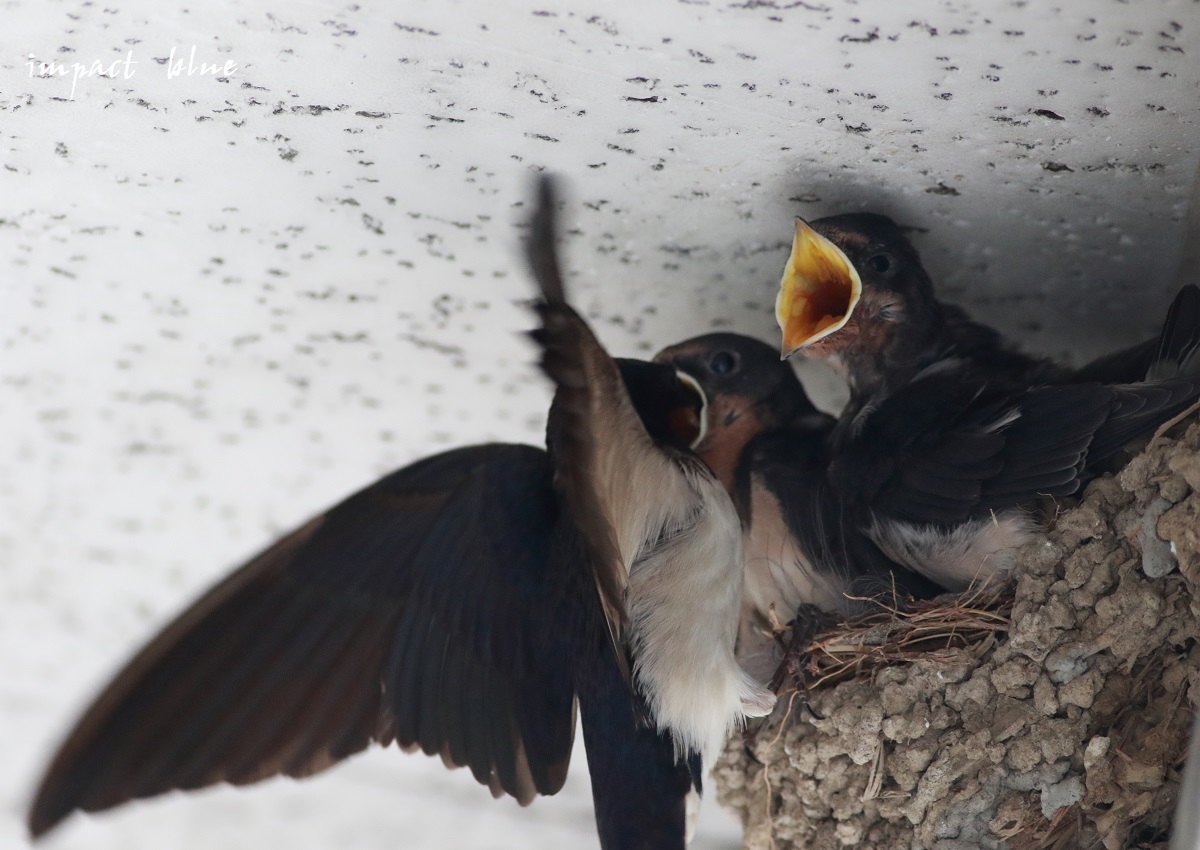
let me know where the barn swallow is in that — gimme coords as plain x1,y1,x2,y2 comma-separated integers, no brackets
27,184,714,850
527,176,775,765
775,212,1200,589
653,332,942,681
29,446,700,850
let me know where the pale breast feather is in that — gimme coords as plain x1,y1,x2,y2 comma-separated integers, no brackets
625,461,775,761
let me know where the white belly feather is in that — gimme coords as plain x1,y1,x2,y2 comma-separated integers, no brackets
869,510,1038,590
625,463,776,761
741,478,849,621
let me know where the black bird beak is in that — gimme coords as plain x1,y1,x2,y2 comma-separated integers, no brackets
612,357,709,451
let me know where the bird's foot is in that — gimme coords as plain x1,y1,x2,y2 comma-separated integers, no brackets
768,604,835,718
740,723,765,765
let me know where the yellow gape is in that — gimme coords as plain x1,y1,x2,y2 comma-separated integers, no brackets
776,218,862,359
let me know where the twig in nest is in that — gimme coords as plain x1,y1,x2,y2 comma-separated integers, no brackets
1151,399,1200,444
778,579,1015,692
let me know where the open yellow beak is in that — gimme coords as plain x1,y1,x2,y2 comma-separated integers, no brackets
775,219,862,359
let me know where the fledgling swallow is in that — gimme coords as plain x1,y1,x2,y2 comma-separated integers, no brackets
527,176,775,768
654,332,942,682
775,212,1200,589
777,213,1200,393
26,184,713,850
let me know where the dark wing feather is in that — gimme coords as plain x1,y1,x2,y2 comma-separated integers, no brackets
971,384,1111,502
836,370,1200,529
569,518,697,850
1086,379,1200,459
896,463,985,504
29,443,576,838
830,377,1010,525
1072,337,1160,384
832,378,1107,525
1070,286,1200,383
525,174,629,655
1149,284,1200,380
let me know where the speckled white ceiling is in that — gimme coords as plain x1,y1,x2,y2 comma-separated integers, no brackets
3,1,1199,849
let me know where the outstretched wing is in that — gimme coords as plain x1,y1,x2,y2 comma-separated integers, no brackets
29,444,576,837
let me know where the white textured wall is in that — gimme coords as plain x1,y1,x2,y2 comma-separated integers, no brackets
3,1,1198,848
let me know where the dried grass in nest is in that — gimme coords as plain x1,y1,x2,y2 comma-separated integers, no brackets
779,579,1016,693
995,794,1083,850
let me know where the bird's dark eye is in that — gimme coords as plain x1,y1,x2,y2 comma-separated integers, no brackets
709,351,737,375
868,253,894,275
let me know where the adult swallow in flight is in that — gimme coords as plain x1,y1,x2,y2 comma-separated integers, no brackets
775,212,1200,589
26,183,715,850
654,332,941,682
528,176,776,764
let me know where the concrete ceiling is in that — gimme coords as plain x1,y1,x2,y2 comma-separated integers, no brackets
3,1,1198,848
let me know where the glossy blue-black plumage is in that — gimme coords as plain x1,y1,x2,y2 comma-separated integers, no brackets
30,173,707,850
29,436,697,849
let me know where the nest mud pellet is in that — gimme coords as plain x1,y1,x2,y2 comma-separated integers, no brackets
714,420,1200,850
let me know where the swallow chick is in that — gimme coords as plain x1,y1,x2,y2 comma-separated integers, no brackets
527,177,776,768
776,212,1200,395
654,332,941,683
775,212,1200,589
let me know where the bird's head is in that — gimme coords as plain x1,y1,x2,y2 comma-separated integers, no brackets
653,333,829,490
776,213,940,384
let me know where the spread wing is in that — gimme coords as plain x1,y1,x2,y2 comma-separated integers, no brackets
525,175,693,655
29,444,577,838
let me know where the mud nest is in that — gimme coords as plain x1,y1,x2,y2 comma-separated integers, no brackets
714,416,1200,850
